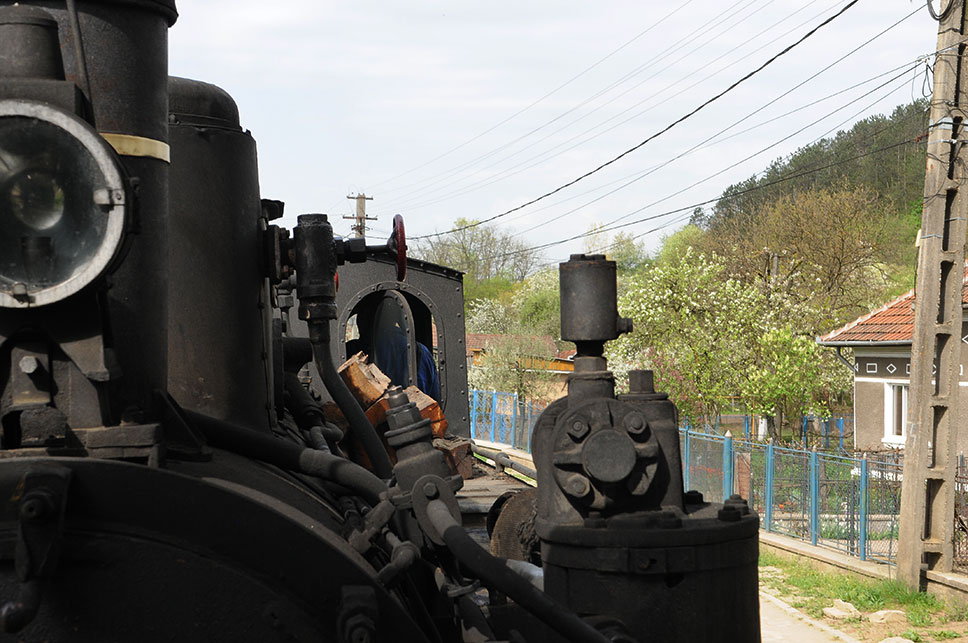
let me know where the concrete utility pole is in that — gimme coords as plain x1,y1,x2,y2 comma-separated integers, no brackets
344,193,376,238
898,0,968,589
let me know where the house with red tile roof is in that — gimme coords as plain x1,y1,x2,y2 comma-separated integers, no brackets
818,280,968,451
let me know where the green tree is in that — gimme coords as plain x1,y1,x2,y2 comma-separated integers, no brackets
465,269,566,402
705,183,895,331
467,334,557,403
412,218,542,293
607,249,849,437
582,224,650,276
741,326,829,439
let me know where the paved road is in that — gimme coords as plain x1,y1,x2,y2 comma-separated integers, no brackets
760,592,860,643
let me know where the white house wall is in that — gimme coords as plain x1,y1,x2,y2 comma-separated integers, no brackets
853,337,968,454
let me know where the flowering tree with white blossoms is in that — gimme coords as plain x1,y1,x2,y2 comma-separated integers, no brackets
607,248,850,439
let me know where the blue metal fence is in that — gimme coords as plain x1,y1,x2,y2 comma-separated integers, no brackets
468,389,547,452
467,390,899,567
681,428,902,565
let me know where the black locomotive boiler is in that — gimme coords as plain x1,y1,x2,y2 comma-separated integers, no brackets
0,2,761,641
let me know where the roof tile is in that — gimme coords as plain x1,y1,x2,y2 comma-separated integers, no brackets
818,271,968,345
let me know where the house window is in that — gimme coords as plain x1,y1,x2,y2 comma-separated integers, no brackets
883,383,908,445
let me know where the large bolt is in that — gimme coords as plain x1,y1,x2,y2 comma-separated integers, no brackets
20,492,51,522
18,356,39,375
422,482,439,499
564,475,591,498
624,412,647,435
568,420,590,440
343,614,375,643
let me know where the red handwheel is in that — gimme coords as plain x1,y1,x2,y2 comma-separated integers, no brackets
391,214,407,281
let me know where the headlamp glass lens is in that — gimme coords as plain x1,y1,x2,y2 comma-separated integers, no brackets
0,115,110,300
10,168,65,230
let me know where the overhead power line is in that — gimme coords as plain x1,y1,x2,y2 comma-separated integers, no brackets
504,133,927,264
382,0,782,204
367,0,699,192
411,0,863,241
387,0,836,212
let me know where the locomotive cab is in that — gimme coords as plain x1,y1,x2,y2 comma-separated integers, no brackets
333,255,468,433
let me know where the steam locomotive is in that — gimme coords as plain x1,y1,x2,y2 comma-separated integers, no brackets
0,1,760,640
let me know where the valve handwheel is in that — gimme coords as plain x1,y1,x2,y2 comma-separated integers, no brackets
389,214,407,281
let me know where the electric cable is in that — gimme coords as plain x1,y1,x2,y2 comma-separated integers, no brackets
519,134,926,264
409,0,865,241
367,0,702,192
411,4,925,242
513,62,919,239
388,0,839,211
384,0,808,210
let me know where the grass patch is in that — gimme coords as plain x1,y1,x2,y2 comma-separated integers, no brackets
933,631,959,640
759,550,944,622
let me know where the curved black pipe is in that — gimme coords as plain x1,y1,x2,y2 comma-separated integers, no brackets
185,409,387,505
308,321,393,479
472,443,538,479
0,580,41,633
284,372,343,443
425,500,611,643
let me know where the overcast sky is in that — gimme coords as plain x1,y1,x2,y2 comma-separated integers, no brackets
168,0,939,267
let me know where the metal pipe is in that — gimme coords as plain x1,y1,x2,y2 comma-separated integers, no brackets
425,500,610,643
309,321,394,479
0,580,41,633
284,373,343,443
471,443,537,479
185,410,387,505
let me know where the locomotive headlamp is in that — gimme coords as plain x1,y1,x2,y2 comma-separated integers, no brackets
0,100,128,308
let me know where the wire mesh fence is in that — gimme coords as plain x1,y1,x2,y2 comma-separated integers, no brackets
681,429,902,566
867,455,901,565
954,455,968,573
770,446,811,543
466,391,912,568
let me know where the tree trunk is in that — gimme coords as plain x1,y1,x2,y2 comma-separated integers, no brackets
766,415,781,442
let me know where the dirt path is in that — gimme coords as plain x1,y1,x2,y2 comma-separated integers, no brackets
761,592,860,643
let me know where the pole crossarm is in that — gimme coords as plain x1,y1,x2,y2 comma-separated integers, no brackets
898,0,968,588
344,193,376,238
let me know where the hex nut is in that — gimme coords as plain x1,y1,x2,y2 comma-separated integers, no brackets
568,420,590,440
565,475,591,498
624,412,647,435
18,356,39,374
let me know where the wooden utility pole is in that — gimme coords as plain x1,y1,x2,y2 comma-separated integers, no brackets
898,0,968,589
344,193,376,238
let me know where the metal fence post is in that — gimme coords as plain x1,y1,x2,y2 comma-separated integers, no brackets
810,447,819,546
744,415,751,441
471,390,479,439
723,431,734,501
823,419,830,449
511,393,519,449
683,428,691,492
765,439,775,532
490,391,498,442
838,418,845,450
859,455,868,561
525,403,533,452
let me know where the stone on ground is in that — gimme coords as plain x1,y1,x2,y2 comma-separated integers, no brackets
869,609,906,625
822,599,861,620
